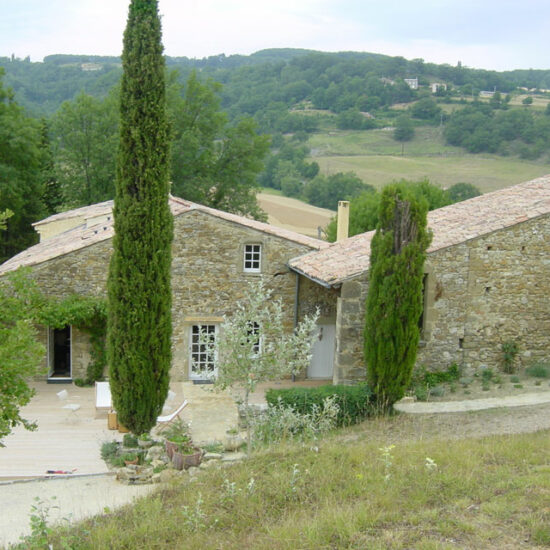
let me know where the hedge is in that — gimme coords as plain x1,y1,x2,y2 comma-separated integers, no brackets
265,384,375,427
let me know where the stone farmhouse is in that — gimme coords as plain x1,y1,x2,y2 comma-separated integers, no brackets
290,175,550,383
1,176,549,385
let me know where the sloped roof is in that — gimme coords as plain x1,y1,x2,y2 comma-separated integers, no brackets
0,196,327,275
289,175,550,287
32,200,114,228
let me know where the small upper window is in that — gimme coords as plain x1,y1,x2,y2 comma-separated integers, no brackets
244,244,261,273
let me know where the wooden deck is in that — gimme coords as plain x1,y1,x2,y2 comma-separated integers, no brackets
0,378,329,480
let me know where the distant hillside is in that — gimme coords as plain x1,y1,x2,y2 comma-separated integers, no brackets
2,48,550,117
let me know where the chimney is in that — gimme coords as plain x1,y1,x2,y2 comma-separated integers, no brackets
336,201,350,242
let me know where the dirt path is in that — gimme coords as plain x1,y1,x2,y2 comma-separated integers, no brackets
347,400,550,447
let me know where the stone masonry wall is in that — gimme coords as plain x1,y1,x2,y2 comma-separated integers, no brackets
26,210,315,381
297,275,338,322
335,214,550,382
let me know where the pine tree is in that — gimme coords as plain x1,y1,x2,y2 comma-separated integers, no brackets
107,0,173,434
364,184,432,408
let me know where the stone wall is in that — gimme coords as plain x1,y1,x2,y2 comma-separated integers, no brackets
297,275,338,323
25,210,316,381
334,214,550,382
333,277,368,384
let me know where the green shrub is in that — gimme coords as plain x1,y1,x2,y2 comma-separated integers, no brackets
122,434,138,448
415,385,429,402
525,363,550,379
265,384,374,426
100,441,119,462
510,375,520,383
429,385,445,398
501,340,519,373
481,369,494,382
253,396,339,446
413,363,461,388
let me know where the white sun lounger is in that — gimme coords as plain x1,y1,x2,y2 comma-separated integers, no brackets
95,381,112,417
156,400,189,432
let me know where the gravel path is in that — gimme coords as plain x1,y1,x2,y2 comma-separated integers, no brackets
1,474,155,548
394,391,550,413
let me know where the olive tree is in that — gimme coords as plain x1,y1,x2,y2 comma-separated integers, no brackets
200,280,318,454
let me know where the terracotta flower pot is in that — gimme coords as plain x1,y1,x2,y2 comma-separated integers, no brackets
171,448,203,470
165,440,178,460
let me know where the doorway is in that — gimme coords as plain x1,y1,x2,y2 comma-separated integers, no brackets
48,326,72,381
307,323,335,380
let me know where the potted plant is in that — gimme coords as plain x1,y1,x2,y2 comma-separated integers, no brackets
138,433,153,448
169,434,202,470
122,452,139,466
225,427,244,452
162,419,202,470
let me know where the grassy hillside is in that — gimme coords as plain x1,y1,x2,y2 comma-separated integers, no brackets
308,127,550,193
37,416,550,549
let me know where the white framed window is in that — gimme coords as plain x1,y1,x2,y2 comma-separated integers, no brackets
244,244,261,273
189,324,218,379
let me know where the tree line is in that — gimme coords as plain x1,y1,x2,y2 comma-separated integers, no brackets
0,67,269,263
3,49,550,122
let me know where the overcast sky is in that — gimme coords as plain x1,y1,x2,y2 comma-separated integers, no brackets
1,0,548,71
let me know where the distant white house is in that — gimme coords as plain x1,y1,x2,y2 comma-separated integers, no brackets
430,82,447,94
404,78,418,90
81,63,102,72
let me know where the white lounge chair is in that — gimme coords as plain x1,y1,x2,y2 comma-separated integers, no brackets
156,400,189,432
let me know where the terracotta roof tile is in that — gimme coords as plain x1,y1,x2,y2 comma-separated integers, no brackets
0,196,327,275
289,175,550,286
32,200,114,227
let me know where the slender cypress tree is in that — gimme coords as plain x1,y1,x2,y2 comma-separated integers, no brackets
107,0,173,434
364,184,432,408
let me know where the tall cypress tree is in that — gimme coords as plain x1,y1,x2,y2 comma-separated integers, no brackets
364,184,432,408
107,0,173,434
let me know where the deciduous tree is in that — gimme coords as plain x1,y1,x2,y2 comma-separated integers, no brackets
51,90,118,207
393,115,415,142
0,269,45,445
0,68,45,263
169,71,269,219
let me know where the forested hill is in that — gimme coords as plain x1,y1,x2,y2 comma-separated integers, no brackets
2,49,550,117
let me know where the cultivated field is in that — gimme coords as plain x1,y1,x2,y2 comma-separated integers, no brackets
257,191,334,237
308,127,550,193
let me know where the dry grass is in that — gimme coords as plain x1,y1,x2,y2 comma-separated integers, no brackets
33,411,550,550
257,192,334,236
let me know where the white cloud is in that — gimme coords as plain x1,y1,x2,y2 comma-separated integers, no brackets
0,0,548,70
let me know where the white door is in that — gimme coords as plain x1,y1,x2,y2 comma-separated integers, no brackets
307,323,335,379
